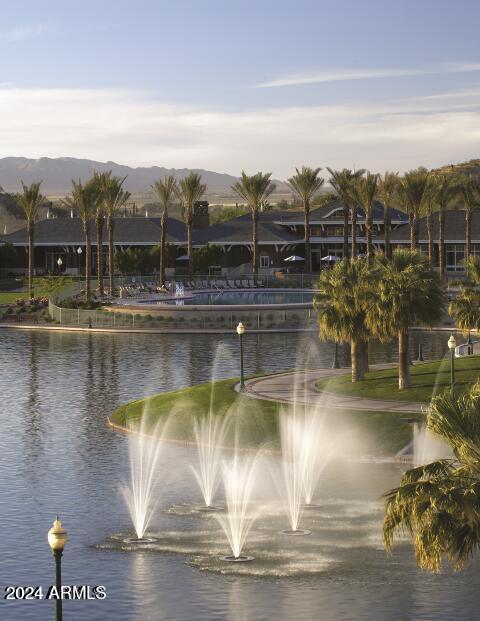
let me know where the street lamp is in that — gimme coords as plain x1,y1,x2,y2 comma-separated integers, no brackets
57,258,63,269
237,322,246,392
448,335,456,392
47,516,68,621
77,247,83,255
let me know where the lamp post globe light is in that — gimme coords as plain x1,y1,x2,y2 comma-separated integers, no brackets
48,516,67,621
448,335,457,392
237,322,246,392
77,247,82,255
57,257,63,268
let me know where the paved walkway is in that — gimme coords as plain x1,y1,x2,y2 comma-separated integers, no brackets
241,365,426,414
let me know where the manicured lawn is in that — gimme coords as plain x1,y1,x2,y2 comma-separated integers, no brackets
111,378,421,456
0,291,29,304
316,356,480,403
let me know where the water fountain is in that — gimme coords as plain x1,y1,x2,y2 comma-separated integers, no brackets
301,407,332,507
412,423,451,467
216,452,258,562
120,415,166,543
191,413,228,511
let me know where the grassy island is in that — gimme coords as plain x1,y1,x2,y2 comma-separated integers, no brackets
316,356,480,403
111,377,422,456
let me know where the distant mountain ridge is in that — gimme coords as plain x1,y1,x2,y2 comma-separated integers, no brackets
0,157,289,196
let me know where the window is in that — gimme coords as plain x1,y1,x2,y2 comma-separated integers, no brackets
446,245,465,271
260,255,269,268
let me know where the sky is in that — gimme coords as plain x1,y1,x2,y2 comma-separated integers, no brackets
0,0,480,178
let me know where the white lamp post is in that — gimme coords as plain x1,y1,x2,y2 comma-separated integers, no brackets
448,335,456,391
47,516,68,621
237,322,246,391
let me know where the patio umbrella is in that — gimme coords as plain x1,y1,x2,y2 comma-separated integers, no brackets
321,255,340,262
284,255,305,262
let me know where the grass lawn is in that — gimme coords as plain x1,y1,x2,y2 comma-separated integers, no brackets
0,291,29,304
111,378,422,456
316,355,480,403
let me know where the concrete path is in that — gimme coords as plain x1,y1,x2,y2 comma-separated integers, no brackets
241,365,426,414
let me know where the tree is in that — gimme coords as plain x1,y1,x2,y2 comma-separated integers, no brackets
315,258,372,382
177,173,207,276
430,174,457,279
152,175,177,287
15,181,46,298
383,383,480,572
351,172,379,263
457,174,480,260
368,249,444,389
63,179,102,302
398,169,431,250
98,172,130,295
287,166,324,272
327,168,365,259
231,172,276,274
376,172,398,259
92,172,107,296
448,285,480,335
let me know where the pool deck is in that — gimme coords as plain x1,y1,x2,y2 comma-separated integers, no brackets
239,365,426,414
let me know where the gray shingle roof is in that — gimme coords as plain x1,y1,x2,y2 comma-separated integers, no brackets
194,214,302,245
391,210,480,242
306,199,407,223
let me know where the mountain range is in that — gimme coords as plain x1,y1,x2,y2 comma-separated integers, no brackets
0,157,289,197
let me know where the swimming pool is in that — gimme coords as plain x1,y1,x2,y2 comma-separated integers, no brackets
159,289,316,306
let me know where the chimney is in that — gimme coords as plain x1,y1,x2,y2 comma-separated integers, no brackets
193,201,209,229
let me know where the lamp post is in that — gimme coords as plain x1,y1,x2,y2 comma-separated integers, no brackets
47,516,68,621
448,335,456,392
57,257,63,272
237,322,246,392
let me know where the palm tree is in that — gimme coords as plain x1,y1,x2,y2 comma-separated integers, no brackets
15,181,46,298
457,174,480,260
327,168,365,259
287,166,324,272
430,174,457,279
449,285,480,335
315,258,372,382
376,172,399,259
177,173,207,276
98,172,130,295
63,179,102,302
398,169,431,250
368,249,444,389
152,175,177,287
351,172,379,263
92,172,107,296
231,172,276,274
383,383,480,572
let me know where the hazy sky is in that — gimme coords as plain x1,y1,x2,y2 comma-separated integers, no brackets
1,0,480,177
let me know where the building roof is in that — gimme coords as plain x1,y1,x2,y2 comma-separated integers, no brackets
391,210,480,243
194,214,302,245
304,199,408,223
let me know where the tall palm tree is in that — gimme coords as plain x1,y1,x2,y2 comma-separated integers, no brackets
368,249,444,389
287,166,324,272
98,172,130,295
63,179,102,302
376,172,398,259
383,383,480,572
315,258,372,382
327,168,365,259
457,174,480,260
231,172,276,274
177,173,207,276
430,174,457,279
15,181,45,298
152,175,177,287
92,171,107,296
448,285,480,335
351,172,379,263
398,169,431,250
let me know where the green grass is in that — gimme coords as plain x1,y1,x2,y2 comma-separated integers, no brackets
316,356,480,403
0,291,29,304
111,377,422,456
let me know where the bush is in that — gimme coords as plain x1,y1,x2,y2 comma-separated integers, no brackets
15,298,25,307
6,307,13,315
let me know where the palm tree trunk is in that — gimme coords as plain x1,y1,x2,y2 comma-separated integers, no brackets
343,208,349,259
398,329,410,389
361,340,369,374
351,339,364,382
252,208,258,274
159,210,166,287
108,216,114,295
465,210,472,260
439,209,446,279
187,219,193,276
409,212,417,250
304,200,311,273
351,205,357,259
426,211,434,265
96,217,104,296
384,204,391,259
85,226,91,302
366,213,373,263
27,221,34,298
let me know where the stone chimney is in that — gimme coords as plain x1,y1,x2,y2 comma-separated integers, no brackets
193,201,209,229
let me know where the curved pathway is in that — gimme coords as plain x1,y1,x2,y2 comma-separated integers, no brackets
241,364,426,414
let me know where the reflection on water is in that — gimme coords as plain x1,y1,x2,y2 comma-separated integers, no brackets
0,329,477,621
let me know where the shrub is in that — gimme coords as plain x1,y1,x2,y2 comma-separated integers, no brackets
15,298,25,307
